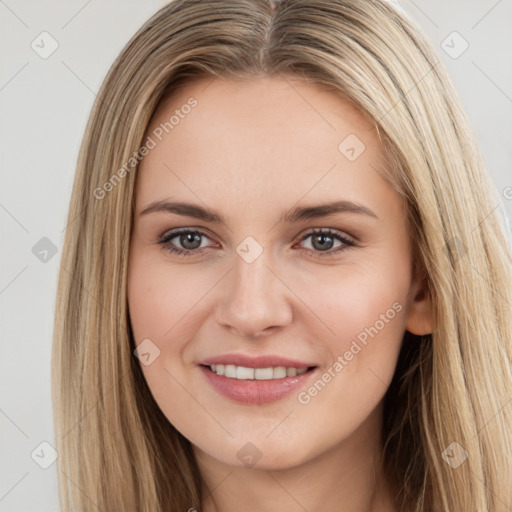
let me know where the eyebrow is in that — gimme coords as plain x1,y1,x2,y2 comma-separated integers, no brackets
139,199,378,224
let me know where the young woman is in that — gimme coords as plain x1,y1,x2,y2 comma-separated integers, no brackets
52,1,512,510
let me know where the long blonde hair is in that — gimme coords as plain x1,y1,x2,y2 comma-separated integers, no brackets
52,0,512,510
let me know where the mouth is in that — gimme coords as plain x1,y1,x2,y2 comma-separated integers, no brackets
199,363,319,404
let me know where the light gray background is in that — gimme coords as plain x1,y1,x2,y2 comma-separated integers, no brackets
1,1,511,510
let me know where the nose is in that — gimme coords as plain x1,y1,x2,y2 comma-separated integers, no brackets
214,246,294,339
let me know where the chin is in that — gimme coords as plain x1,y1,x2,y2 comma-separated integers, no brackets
196,435,317,471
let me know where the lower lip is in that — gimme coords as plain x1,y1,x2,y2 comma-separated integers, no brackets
199,365,317,404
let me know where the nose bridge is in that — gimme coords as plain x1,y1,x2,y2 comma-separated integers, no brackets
215,237,293,337
233,246,273,302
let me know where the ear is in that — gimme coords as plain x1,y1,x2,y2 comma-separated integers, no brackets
405,273,434,335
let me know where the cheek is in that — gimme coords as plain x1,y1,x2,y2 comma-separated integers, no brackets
127,250,215,344
126,251,213,435
294,250,409,343
290,251,410,404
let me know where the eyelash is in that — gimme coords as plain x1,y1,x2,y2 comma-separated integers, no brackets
157,228,356,259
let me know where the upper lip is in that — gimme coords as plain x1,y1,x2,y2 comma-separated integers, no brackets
200,353,317,369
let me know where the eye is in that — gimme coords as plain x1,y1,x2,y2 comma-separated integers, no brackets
297,228,355,258
158,228,215,256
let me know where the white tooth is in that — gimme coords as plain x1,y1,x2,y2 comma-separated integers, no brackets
254,367,274,380
273,366,287,378
236,366,255,379
213,364,308,379
225,364,237,378
286,367,297,377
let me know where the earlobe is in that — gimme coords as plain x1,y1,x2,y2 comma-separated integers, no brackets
405,278,435,336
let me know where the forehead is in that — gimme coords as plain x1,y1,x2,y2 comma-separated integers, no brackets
135,76,390,215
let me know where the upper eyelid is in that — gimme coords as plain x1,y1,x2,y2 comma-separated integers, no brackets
300,228,353,241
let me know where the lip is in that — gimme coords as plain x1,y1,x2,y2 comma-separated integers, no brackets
198,354,319,405
200,353,316,369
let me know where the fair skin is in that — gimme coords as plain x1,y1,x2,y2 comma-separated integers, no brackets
127,75,433,512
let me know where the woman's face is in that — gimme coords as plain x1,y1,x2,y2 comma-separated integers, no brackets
127,75,432,470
